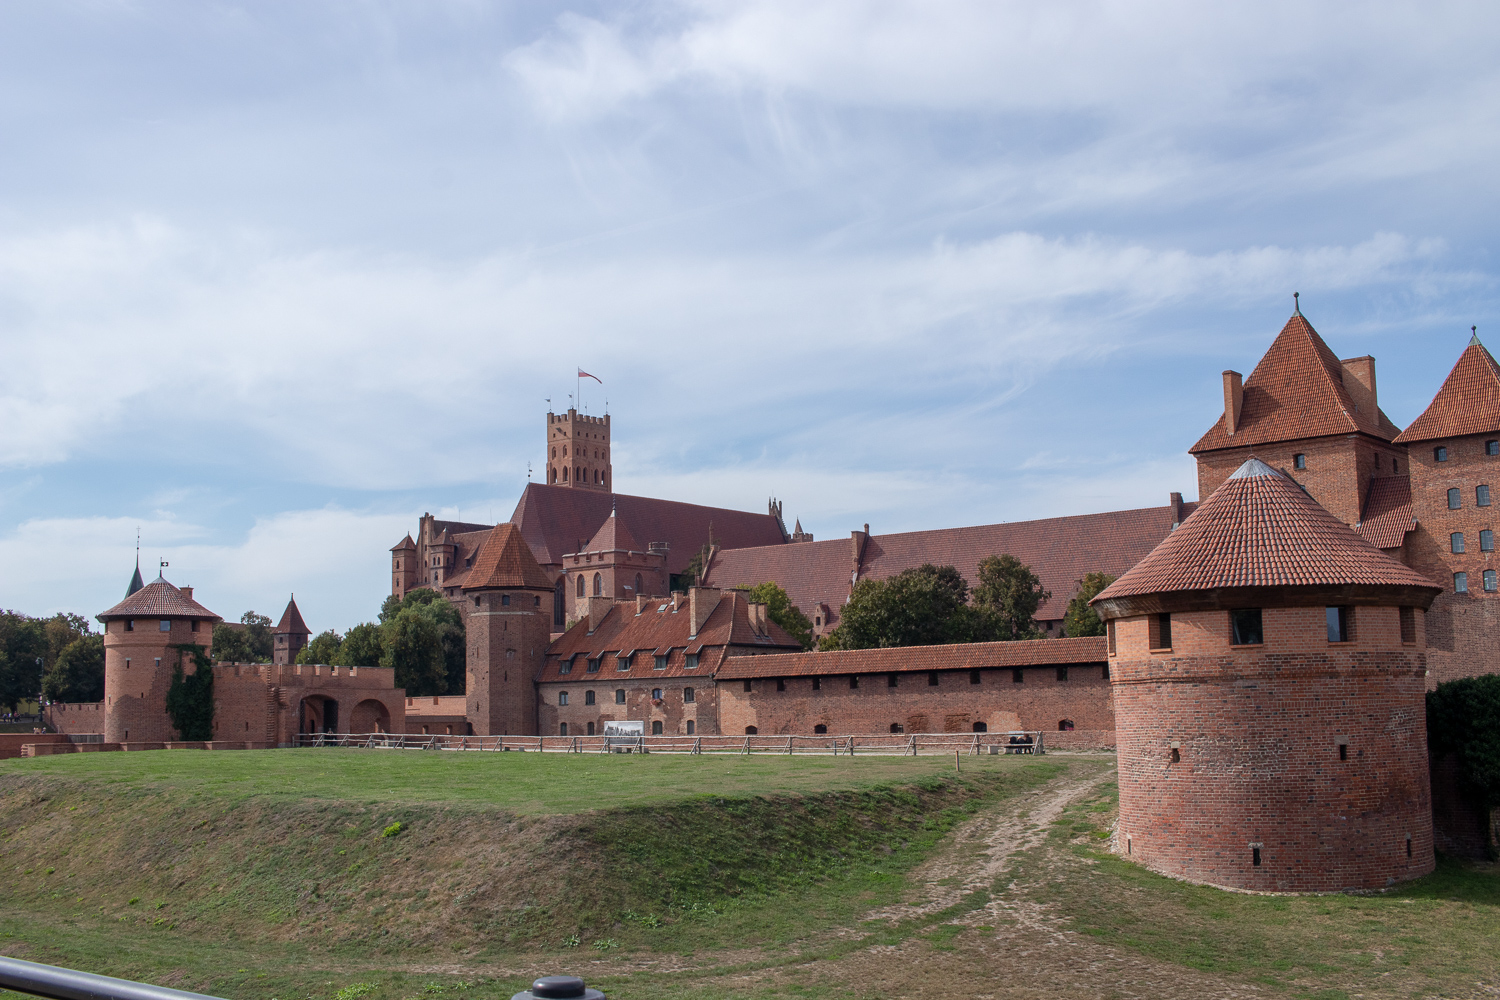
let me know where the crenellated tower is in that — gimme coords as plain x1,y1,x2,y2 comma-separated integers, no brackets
546,408,611,491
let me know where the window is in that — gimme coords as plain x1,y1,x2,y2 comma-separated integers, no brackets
584,690,595,705
1230,608,1263,645
1293,453,1306,470
887,673,898,688
745,726,758,735
1484,530,1495,552
558,691,569,706
651,688,662,700
1480,485,1492,507
652,721,663,735
1455,572,1469,593
586,658,600,673
743,679,752,692
1339,741,1348,761
654,654,667,670
1452,532,1466,554
501,594,511,606
1393,459,1400,473
928,671,939,686
685,654,699,670
1150,613,1172,650
686,720,695,735
587,721,594,735
1059,719,1075,731
812,676,821,691
1107,619,1115,655
1252,847,1261,867
813,724,827,734
1056,666,1069,682
1449,488,1462,509
159,620,171,632
1436,446,1449,462
615,689,626,704
973,722,988,733
776,678,786,691
560,722,568,736
125,619,133,632
577,575,585,597
618,654,631,671
1326,606,1351,643
1490,440,1500,456
558,658,572,675
850,675,859,689
683,687,694,703
190,620,198,633
890,723,904,734
1012,668,1023,683
969,670,981,685
1399,606,1417,644
1486,570,1498,593
593,573,602,596
1102,663,1110,679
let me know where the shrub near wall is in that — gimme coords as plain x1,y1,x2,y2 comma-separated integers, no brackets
1428,675,1500,858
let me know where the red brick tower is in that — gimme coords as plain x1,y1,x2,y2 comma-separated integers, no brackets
545,408,611,491
97,571,222,743
561,505,668,620
461,523,555,735
1392,332,1500,685
391,534,417,599
1190,310,1405,528
1093,458,1442,892
272,595,311,666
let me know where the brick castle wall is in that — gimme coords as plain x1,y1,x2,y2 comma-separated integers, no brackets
1112,605,1434,892
103,617,212,743
465,589,549,736
538,647,716,737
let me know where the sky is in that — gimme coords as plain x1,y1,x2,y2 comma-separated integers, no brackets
1,1,1498,633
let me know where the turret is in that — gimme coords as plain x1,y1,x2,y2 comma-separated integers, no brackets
546,408,611,491
272,595,311,666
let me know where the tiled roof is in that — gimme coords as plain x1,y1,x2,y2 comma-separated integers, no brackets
391,534,416,552
575,509,646,556
273,596,310,635
1357,476,1415,550
538,591,802,682
508,483,787,575
97,576,222,622
1191,314,1400,453
713,637,1107,679
1094,459,1439,602
454,523,556,591
1392,337,1500,443
126,562,144,598
703,501,1195,628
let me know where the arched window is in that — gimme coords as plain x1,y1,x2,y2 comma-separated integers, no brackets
593,573,602,596
890,723,904,734
651,720,663,735
550,467,556,483
686,720,695,735
584,690,595,705
562,466,568,482
745,726,758,735
551,447,557,458
1059,719,1075,731
559,722,568,736
635,573,643,595
813,724,827,734
973,721,988,733
577,575,585,597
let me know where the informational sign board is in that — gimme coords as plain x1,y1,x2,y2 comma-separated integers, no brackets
603,721,644,737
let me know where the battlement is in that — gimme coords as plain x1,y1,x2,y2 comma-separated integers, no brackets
549,409,610,429
546,407,612,490
212,661,396,688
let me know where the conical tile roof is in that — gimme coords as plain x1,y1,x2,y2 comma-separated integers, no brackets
581,508,645,555
125,560,144,598
1393,337,1500,443
461,523,555,591
1191,314,1400,453
273,596,310,636
98,575,222,622
1093,459,1439,610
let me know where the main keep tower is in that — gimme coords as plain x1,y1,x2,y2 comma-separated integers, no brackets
546,408,611,491
1094,458,1442,893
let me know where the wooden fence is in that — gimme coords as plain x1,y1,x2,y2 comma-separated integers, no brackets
291,731,1045,755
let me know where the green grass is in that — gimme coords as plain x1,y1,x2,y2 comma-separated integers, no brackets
0,748,1024,813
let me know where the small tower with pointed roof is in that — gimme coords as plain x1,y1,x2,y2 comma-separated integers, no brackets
97,569,222,744
1093,458,1441,892
1392,330,1500,684
391,534,417,599
272,596,311,666
561,504,668,621
460,523,557,736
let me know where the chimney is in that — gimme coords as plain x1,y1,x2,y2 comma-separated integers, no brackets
851,526,870,583
670,590,685,613
748,601,769,635
1222,371,1243,436
583,595,616,633
688,586,721,637
180,586,193,601
636,595,651,614
1341,356,1377,417
1169,492,1184,529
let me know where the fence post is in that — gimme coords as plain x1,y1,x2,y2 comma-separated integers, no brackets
909,735,917,756
787,736,793,755
1036,731,1045,754
848,736,856,756
694,737,702,755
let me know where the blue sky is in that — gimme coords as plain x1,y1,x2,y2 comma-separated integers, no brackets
2,1,1497,633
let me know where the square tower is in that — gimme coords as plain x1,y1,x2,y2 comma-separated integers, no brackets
546,408,611,491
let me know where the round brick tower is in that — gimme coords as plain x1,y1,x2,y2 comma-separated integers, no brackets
1092,458,1443,892
97,571,222,744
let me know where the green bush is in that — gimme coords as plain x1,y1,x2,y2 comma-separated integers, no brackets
1427,675,1500,809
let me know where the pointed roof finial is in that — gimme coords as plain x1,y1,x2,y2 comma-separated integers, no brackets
1293,291,1300,316
1471,325,1482,347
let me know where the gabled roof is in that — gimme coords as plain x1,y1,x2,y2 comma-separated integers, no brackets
1357,476,1415,550
1191,314,1400,453
576,508,646,556
1093,459,1439,606
273,596,310,636
714,636,1107,679
391,534,416,552
703,501,1195,629
98,575,222,622
458,523,555,591
1393,336,1500,444
508,483,786,575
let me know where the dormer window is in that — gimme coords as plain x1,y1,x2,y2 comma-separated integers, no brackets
1436,446,1449,462
686,653,699,670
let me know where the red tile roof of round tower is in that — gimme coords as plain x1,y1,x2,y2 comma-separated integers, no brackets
1093,458,1439,603
97,575,222,622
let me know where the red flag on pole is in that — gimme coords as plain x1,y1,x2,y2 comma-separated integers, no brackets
577,369,602,384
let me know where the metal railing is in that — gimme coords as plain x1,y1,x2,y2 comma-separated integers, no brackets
0,956,225,1000
292,730,1044,755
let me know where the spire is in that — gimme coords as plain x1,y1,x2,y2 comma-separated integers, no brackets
1293,291,1300,316
1471,325,1482,347
125,559,144,598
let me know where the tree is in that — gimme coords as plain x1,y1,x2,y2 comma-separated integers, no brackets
297,629,343,666
42,635,104,703
0,610,46,711
336,623,384,667
820,564,1003,650
1428,675,1500,821
973,555,1051,640
742,582,815,650
1062,572,1116,637
211,611,274,664
381,608,448,695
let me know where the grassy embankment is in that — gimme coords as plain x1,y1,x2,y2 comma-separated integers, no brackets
0,749,1063,1000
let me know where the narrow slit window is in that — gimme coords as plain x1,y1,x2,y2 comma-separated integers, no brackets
1252,847,1262,867
1339,743,1348,761
1107,619,1116,655
1399,606,1417,644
